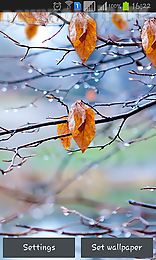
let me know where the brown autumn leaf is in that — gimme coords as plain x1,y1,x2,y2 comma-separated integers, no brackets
25,25,38,40
18,12,49,26
112,14,128,30
68,100,95,153
57,118,72,150
69,13,97,62
0,12,3,21
141,18,156,67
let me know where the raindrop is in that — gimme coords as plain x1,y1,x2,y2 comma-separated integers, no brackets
116,67,120,71
1,87,7,92
35,88,38,92
70,74,74,76
60,96,64,101
147,84,153,88
129,77,134,81
94,78,99,83
56,90,60,94
43,91,47,95
131,29,134,33
67,152,73,155
5,110,9,113
112,210,117,215
124,142,130,147
49,99,53,103
74,84,80,89
124,232,131,238
63,212,69,216
137,66,143,71
59,76,63,79
89,220,95,225
28,68,33,74
146,65,151,70
13,109,18,113
84,83,89,89
94,71,100,76
150,75,155,79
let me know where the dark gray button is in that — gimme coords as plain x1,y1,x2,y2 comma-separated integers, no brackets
3,238,75,258
81,238,153,258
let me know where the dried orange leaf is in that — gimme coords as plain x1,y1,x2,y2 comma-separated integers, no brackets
0,12,3,21
57,118,72,150
141,18,156,67
18,12,49,26
112,14,128,30
68,100,95,153
69,13,97,62
25,25,38,40
73,108,95,153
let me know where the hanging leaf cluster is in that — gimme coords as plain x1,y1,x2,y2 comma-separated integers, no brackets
57,101,96,153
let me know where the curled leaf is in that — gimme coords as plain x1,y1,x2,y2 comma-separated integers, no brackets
18,12,49,26
69,13,97,62
112,14,128,30
25,25,38,40
68,100,95,153
57,118,72,150
68,101,86,137
141,18,156,67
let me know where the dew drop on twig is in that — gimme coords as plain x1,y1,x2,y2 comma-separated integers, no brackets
94,71,100,76
146,65,151,70
94,78,99,83
124,142,130,147
137,66,143,71
74,84,80,89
